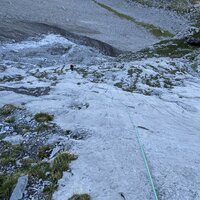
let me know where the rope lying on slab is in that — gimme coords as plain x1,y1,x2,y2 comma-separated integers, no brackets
111,86,159,200
126,109,159,200
73,72,159,199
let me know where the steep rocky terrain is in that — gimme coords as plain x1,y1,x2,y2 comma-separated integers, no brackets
0,1,199,200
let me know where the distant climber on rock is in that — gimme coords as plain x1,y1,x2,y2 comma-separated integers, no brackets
70,64,75,71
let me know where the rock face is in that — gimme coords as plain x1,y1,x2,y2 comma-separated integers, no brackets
10,175,28,200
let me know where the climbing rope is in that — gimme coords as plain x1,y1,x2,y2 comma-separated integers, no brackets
112,87,159,200
126,109,159,200
109,61,159,199
74,68,159,199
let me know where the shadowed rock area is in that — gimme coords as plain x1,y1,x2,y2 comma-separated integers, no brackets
0,20,123,57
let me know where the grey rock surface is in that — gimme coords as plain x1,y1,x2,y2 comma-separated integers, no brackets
49,146,61,159
0,0,189,51
10,175,28,200
3,135,24,145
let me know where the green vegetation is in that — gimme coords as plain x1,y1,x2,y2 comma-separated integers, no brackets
0,105,78,199
5,116,15,123
21,158,35,170
68,194,91,200
76,68,89,78
30,71,48,79
0,174,18,199
36,124,52,132
153,39,197,58
29,161,51,180
128,68,142,77
34,112,54,122
122,38,198,61
0,142,25,199
38,152,77,199
13,123,31,133
92,0,173,38
128,0,200,13
0,142,24,166
114,82,123,89
93,0,133,21
37,145,53,159
0,75,23,83
51,152,77,182
192,30,200,39
93,71,104,79
0,138,77,199
30,152,77,198
0,104,17,116
137,21,173,38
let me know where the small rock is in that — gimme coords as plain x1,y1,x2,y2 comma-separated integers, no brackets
186,37,200,46
49,146,61,159
25,116,31,122
45,172,51,177
3,135,24,145
5,126,10,131
16,160,22,167
10,175,28,200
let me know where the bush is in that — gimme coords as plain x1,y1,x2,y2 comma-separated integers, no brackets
68,194,91,200
34,112,54,122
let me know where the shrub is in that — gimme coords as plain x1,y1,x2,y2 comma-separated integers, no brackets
34,112,54,122
68,194,91,200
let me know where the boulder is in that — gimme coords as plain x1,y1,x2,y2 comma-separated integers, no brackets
10,175,28,200
3,135,24,145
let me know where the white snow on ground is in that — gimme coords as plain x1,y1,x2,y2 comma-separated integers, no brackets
0,34,200,199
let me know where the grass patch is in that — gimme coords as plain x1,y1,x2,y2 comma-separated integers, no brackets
5,116,15,123
137,21,173,37
0,143,77,199
37,145,53,159
128,68,142,77
51,152,77,182
114,82,123,88
13,123,31,133
122,38,198,61
36,124,52,132
92,0,173,38
30,152,77,198
0,174,18,199
153,39,197,57
43,184,57,199
76,68,89,78
191,30,200,39
34,112,54,122
127,0,198,13
93,0,133,21
21,158,35,171
68,194,91,200
0,75,23,83
29,161,51,180
0,143,24,166
0,104,17,116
